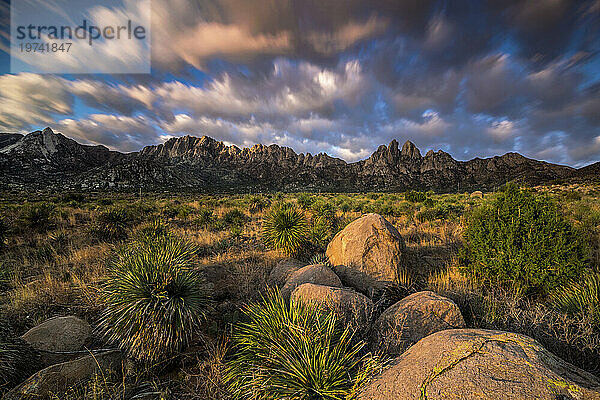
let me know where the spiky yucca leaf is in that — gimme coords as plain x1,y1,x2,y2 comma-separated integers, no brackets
310,215,332,250
133,219,171,243
227,290,375,400
0,216,9,249
552,272,600,325
98,231,211,364
262,204,308,256
309,253,331,267
0,343,22,387
0,331,37,391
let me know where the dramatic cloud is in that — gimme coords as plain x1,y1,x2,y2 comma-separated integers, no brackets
57,114,158,151
0,73,73,131
0,0,599,167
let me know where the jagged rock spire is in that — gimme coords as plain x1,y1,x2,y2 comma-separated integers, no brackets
401,140,422,159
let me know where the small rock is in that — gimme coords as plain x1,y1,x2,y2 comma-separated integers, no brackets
358,329,600,400
373,291,465,355
326,213,405,294
267,258,306,288
21,316,91,353
291,283,374,332
4,350,122,400
281,264,342,299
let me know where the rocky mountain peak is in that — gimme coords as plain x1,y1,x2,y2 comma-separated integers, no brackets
401,140,422,159
0,131,588,192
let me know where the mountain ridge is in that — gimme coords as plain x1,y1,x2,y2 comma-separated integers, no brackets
0,128,595,192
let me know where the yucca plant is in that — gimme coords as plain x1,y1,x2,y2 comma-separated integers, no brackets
262,204,308,256
133,220,171,243
0,342,22,389
19,202,56,232
223,209,247,228
92,206,141,242
248,196,269,214
0,329,37,392
195,209,214,228
552,272,600,326
98,230,212,365
227,290,376,400
47,230,72,255
309,253,331,267
310,215,332,250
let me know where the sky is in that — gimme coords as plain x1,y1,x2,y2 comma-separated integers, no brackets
0,0,599,167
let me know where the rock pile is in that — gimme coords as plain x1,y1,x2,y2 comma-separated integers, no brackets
268,213,600,400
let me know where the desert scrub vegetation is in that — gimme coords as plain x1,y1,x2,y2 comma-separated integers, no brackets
226,290,381,400
459,183,588,296
247,195,269,214
18,202,57,232
98,226,212,365
0,186,599,397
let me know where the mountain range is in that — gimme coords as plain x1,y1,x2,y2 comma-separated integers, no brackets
0,127,597,192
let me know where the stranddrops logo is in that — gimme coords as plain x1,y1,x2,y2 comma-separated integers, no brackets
10,0,151,74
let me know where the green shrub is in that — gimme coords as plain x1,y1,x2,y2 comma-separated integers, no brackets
415,207,443,223
563,190,582,201
19,202,56,231
161,203,193,220
352,199,367,212
262,204,308,256
415,203,463,223
311,199,336,221
422,198,435,208
98,230,212,364
227,290,376,400
377,201,395,216
552,271,599,326
60,193,86,204
222,209,247,228
460,183,588,296
296,193,314,210
339,201,352,213
404,191,427,203
176,205,195,220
